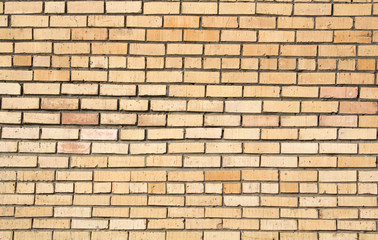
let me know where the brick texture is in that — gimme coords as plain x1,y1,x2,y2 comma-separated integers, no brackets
0,0,377,238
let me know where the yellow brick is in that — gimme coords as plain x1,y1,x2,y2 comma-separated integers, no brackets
45,2,65,13
335,31,372,43
264,100,300,113
282,233,317,240
72,28,107,40
299,220,336,230
278,17,314,29
88,15,124,27
129,232,165,240
128,16,161,29
221,30,256,42
109,29,145,42
182,2,217,15
298,72,336,85
167,232,202,240
55,43,90,54
5,2,42,14
15,42,51,53
67,1,104,13
204,232,240,240
294,3,331,15
256,3,292,15
203,16,238,28
34,28,70,40
261,219,297,230
259,31,295,42
280,45,317,56
106,1,141,13
130,43,165,56
205,44,240,56
334,4,371,16
320,208,358,219
282,143,318,154
319,45,356,57
260,72,296,84
50,15,87,27
11,15,49,27
144,2,179,14
302,101,338,113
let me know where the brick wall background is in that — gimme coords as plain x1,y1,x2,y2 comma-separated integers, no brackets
0,1,377,239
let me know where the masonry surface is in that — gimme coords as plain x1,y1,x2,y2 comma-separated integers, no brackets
0,0,377,239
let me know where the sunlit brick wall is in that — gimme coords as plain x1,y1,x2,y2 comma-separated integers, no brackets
0,1,377,239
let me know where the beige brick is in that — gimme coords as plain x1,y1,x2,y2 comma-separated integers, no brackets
294,3,331,15
72,28,107,41
109,219,146,230
205,115,240,127
302,101,338,113
262,129,298,140
299,220,336,230
34,29,70,40
259,31,295,42
0,194,34,205
224,128,259,140
264,101,300,113
204,232,240,240
320,209,358,219
320,143,357,154
71,219,108,229
14,232,51,239
339,197,377,207
182,2,217,15
260,72,296,84
338,73,374,85
299,128,337,140
67,1,104,13
5,2,42,13
55,43,90,54
109,29,144,41
165,16,199,28
205,44,240,56
138,114,165,126
207,86,242,98
15,42,51,53
127,16,162,28
339,156,376,168
334,4,371,16
129,232,165,240
278,17,314,29
261,220,297,230
144,2,179,14
106,1,141,13
256,3,292,15
297,31,333,42
167,44,203,55
130,43,165,56
50,15,87,27
88,15,124,27
316,17,353,29
281,233,318,240
43,129,77,142
184,71,220,84
148,129,183,140
319,45,356,57
167,232,202,240
203,16,238,28
91,232,126,240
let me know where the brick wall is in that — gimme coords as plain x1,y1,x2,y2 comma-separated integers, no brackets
0,1,377,239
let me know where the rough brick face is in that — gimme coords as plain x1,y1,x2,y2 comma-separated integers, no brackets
0,0,377,238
